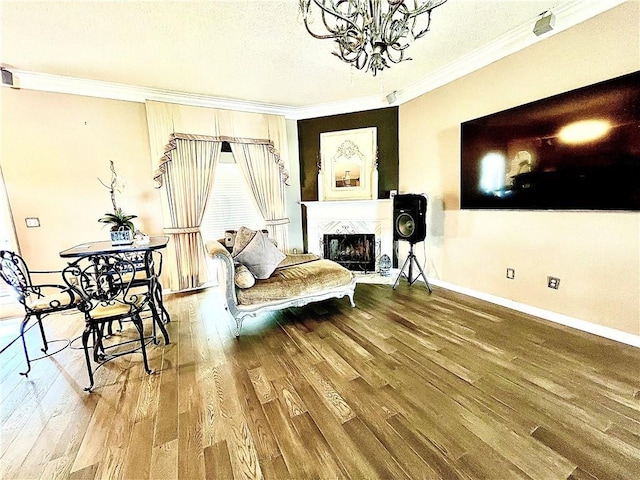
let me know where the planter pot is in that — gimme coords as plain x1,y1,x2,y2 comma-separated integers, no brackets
110,228,133,246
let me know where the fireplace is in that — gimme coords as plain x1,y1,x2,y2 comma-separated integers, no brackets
323,233,375,272
302,199,394,281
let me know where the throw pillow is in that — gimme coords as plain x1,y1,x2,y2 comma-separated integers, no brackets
234,264,256,289
234,230,286,279
232,226,257,257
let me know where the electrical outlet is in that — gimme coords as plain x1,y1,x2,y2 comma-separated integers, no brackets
506,268,515,279
25,217,40,228
547,276,560,289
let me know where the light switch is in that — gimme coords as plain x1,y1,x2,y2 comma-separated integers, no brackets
25,217,40,228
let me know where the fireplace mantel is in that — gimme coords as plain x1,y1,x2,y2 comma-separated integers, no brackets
300,198,393,219
302,199,392,206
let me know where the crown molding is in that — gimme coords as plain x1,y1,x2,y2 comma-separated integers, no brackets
5,0,626,120
8,70,295,116
397,0,627,104
287,94,391,120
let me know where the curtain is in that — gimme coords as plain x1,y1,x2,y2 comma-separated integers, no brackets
161,136,221,291
231,143,289,250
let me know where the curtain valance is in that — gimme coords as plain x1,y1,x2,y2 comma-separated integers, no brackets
153,132,289,188
145,100,289,183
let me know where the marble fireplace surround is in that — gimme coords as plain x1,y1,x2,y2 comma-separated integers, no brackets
301,199,394,273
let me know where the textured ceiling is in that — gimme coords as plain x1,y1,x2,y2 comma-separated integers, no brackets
0,1,616,109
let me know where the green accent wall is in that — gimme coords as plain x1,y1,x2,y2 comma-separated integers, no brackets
297,107,399,201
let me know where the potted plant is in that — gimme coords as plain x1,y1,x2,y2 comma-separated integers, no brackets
98,161,137,245
99,208,137,245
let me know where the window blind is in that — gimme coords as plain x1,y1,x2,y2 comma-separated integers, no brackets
200,152,265,243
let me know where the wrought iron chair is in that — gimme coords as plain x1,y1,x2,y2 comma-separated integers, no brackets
120,250,171,324
0,250,77,376
62,253,169,391
98,250,170,338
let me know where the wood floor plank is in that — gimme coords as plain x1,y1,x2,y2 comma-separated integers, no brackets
342,416,412,480
532,424,640,479
305,331,361,381
121,417,154,479
229,420,264,480
322,334,389,389
292,379,381,479
176,409,206,480
233,360,281,461
456,405,576,480
247,366,277,405
149,439,178,480
39,452,75,480
385,413,476,480
295,354,356,424
203,440,233,480
290,411,349,479
261,398,312,478
341,378,440,479
271,376,307,418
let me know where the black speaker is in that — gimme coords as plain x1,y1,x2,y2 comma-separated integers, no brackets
393,194,427,244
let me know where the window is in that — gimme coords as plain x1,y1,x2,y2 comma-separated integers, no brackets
200,150,265,243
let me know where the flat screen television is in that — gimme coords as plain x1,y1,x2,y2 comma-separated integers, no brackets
460,70,640,211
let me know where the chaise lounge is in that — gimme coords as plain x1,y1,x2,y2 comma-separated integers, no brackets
206,227,356,336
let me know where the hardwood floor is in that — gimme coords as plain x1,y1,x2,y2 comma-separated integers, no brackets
1,282,639,479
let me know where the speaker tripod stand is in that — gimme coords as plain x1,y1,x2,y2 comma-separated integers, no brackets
393,242,432,293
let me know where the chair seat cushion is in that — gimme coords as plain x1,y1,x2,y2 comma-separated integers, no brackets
236,259,353,306
27,291,76,311
121,270,150,283
89,296,145,320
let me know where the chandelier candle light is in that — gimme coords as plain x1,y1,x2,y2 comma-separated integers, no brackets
299,0,448,75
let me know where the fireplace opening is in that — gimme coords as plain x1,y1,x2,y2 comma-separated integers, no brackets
323,233,375,272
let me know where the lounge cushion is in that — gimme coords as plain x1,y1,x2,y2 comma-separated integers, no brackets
234,264,256,289
277,253,321,269
237,259,353,306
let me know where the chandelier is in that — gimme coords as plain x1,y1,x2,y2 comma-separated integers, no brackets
299,0,448,76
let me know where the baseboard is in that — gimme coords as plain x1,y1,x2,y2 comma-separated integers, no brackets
427,278,640,349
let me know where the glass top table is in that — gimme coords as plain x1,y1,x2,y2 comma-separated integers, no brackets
59,236,169,258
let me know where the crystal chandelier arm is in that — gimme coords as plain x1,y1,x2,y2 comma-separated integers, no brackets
381,10,410,47
411,10,433,39
333,39,368,69
385,48,408,65
403,0,448,17
300,0,361,40
405,0,446,39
